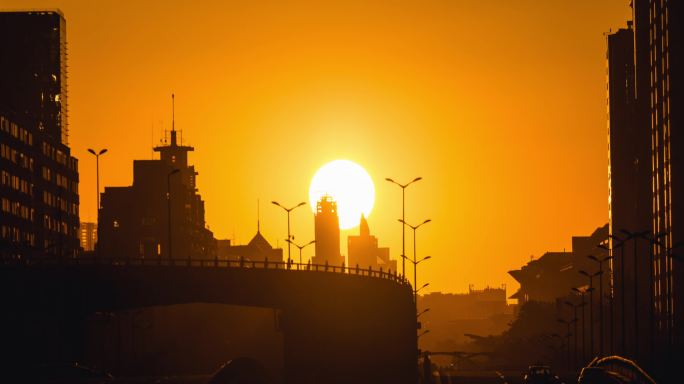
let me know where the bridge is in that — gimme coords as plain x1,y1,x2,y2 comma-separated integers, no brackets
0,257,418,383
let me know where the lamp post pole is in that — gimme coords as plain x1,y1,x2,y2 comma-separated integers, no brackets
272,201,306,265
167,169,180,262
557,318,576,371
87,148,108,256
286,239,315,265
386,177,422,278
621,229,649,361
609,234,627,355
399,218,431,304
579,269,602,360
565,301,584,369
572,287,588,363
588,254,613,356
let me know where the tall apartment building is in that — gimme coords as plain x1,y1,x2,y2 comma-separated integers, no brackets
0,11,79,258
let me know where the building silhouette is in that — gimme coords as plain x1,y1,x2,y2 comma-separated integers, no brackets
348,214,396,272
79,222,97,252
98,123,214,260
607,2,683,367
216,225,283,263
509,225,608,303
0,11,80,259
311,195,344,266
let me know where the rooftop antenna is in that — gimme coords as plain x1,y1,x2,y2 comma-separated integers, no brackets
172,93,175,132
257,198,261,232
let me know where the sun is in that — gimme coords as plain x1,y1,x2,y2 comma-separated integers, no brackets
309,160,375,230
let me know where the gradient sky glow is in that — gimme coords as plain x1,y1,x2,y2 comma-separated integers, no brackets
3,0,633,296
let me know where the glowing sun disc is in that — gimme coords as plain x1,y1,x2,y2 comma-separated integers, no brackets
309,160,375,230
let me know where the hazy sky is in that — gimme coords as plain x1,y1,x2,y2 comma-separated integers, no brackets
5,0,632,296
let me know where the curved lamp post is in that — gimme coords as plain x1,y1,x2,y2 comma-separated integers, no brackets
272,201,306,264
286,239,315,265
399,218,431,305
386,177,422,277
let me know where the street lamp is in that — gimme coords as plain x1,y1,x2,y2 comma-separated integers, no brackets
557,317,577,371
620,228,649,360
272,201,306,265
87,148,108,220
386,177,422,277
416,282,430,294
167,169,180,262
572,287,588,363
588,253,613,356
417,308,430,318
608,233,627,355
285,239,315,265
418,329,430,338
579,269,602,359
634,231,666,358
399,218,431,304
564,300,585,369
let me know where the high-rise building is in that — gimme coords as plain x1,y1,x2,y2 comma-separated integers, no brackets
98,125,215,260
633,0,684,361
607,1,683,370
0,11,68,144
348,215,396,272
606,21,653,360
79,222,97,252
0,11,79,259
311,195,344,267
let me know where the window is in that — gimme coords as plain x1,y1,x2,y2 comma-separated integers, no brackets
113,220,120,228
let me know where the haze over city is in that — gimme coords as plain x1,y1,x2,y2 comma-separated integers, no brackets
2,1,682,383
3,0,631,294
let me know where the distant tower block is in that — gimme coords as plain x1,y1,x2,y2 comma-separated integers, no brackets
312,195,344,267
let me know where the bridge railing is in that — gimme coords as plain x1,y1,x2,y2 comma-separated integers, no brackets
0,256,410,286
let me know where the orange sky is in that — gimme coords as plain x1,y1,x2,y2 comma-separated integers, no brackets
6,0,632,296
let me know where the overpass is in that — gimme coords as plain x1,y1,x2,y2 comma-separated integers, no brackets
0,257,417,383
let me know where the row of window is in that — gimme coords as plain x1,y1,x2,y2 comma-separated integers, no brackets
0,116,33,145
0,170,32,196
40,166,77,192
42,190,78,215
1,198,34,221
41,141,76,170
0,143,34,171
0,225,35,245
43,214,73,236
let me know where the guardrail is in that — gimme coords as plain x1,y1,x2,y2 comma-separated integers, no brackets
0,256,410,286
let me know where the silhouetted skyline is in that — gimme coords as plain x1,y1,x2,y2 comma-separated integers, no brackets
0,0,633,293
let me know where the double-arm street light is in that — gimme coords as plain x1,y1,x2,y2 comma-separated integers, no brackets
579,269,602,359
564,300,585,369
572,287,588,362
87,148,108,213
608,233,627,355
557,317,577,371
167,169,180,261
621,228,649,360
399,219,431,304
417,308,430,318
272,201,306,264
634,231,667,357
386,177,422,277
588,253,613,356
286,239,315,265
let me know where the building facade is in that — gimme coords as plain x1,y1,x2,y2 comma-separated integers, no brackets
98,129,214,260
0,11,79,259
311,195,344,266
347,215,396,272
79,222,97,252
509,225,608,303
606,2,683,369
